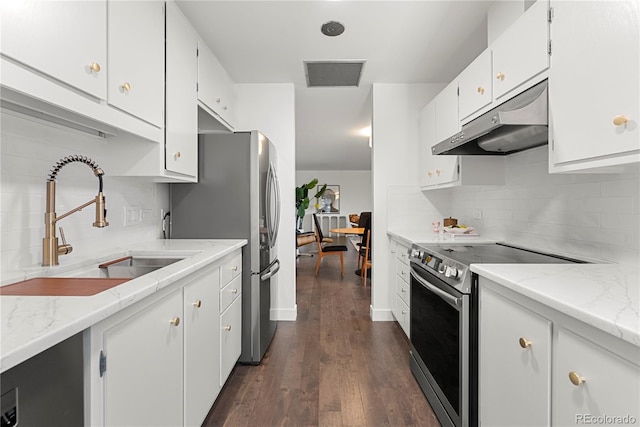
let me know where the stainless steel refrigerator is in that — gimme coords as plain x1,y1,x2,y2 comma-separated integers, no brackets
169,130,281,364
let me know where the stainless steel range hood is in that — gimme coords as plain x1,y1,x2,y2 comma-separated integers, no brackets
432,80,548,156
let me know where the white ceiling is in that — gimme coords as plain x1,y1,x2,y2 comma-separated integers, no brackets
177,0,495,171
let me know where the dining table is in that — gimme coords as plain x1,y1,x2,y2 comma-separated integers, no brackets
329,227,365,235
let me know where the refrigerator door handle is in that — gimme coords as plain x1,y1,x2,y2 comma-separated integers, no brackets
271,162,281,247
260,259,280,281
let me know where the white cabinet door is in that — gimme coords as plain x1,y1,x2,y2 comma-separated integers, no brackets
458,48,493,122
184,268,221,427
103,290,183,427
220,295,242,386
107,0,164,127
549,0,639,170
435,80,460,142
419,99,438,188
492,0,549,100
553,327,640,426
198,42,236,128
0,0,107,99
165,0,198,177
480,287,552,427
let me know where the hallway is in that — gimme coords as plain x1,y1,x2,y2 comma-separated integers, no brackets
204,247,439,426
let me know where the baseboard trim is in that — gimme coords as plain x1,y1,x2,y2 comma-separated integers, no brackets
271,305,297,321
370,305,394,321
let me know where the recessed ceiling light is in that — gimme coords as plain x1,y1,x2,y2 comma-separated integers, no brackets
321,21,345,37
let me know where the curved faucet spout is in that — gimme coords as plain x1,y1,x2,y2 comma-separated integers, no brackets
43,155,108,266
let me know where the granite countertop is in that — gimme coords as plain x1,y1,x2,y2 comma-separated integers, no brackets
1,239,247,373
472,263,639,347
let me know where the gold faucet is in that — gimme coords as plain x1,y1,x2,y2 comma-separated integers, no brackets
42,155,109,266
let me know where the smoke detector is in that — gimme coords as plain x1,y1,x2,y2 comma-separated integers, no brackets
321,21,345,37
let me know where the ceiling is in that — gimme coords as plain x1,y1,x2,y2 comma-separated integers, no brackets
177,1,495,171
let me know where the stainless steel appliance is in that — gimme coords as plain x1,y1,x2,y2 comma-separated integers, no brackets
170,130,281,364
408,242,585,427
432,80,548,156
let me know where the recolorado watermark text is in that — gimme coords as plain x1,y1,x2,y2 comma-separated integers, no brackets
576,414,638,425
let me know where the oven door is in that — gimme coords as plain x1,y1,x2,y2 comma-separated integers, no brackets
410,262,470,427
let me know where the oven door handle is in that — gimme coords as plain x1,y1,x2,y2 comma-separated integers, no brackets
410,266,461,309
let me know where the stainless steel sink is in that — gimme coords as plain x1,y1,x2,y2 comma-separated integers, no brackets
98,256,184,279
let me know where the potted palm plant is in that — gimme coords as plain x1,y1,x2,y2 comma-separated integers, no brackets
295,179,326,230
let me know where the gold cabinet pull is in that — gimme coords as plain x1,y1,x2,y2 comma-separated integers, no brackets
224,325,232,331
174,152,181,159
216,97,222,104
232,265,238,271
496,72,505,81
519,337,532,348
231,288,238,294
193,300,202,308
89,62,101,73
477,86,485,95
436,169,441,176
170,317,180,326
569,371,586,386
121,82,131,92
427,171,433,178
613,115,629,126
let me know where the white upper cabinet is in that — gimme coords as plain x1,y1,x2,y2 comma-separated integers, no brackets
458,49,493,122
107,1,164,127
165,0,198,179
0,0,107,99
549,0,639,172
492,0,550,101
419,100,438,188
435,80,460,143
198,43,237,130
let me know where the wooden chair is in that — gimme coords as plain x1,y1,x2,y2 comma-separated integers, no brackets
313,214,348,277
360,228,372,286
356,213,371,271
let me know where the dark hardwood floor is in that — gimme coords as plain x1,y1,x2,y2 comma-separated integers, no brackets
203,245,439,427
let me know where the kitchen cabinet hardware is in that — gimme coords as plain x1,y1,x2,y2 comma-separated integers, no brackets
170,317,180,326
193,300,202,308
89,62,102,73
224,325,232,331
120,82,131,92
568,371,585,386
216,97,221,103
231,289,238,294
174,151,181,159
519,337,532,348
496,72,505,81
613,115,629,126
477,86,485,95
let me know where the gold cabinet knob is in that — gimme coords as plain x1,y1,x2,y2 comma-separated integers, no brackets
232,265,238,271
174,151,181,159
193,300,202,308
89,62,101,73
224,325,232,331
569,371,586,386
613,115,629,126
170,317,180,326
427,171,433,178
436,169,441,176
519,337,532,348
216,97,221,104
477,86,485,95
231,288,238,294
223,106,228,111
496,72,505,81
120,82,131,92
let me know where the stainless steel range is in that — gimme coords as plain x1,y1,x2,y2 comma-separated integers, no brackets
408,243,585,427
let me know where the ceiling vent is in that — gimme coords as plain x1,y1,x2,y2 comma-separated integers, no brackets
304,60,366,87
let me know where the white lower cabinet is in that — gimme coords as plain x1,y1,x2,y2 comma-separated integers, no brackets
390,238,410,338
85,250,242,427
479,277,640,427
479,286,551,427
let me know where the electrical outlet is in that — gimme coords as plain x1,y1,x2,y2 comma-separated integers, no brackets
472,209,483,219
123,206,139,226
140,209,153,222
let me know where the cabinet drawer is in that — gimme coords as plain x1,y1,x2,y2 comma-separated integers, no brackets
395,295,410,338
220,275,241,313
396,245,410,265
396,258,410,283
220,252,242,287
396,274,410,307
220,296,242,386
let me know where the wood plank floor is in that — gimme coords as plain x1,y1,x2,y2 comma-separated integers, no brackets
203,246,440,427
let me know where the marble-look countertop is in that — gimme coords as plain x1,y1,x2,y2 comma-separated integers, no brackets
472,263,640,347
387,229,497,246
1,239,246,373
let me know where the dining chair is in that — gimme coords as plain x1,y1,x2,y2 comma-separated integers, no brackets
313,214,348,277
360,227,372,286
356,213,371,271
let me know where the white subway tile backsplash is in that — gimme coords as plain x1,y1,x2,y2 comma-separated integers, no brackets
1,112,169,274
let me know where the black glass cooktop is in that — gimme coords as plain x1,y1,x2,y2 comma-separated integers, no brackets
427,243,586,266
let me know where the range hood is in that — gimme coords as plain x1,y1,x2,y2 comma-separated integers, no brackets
432,80,548,156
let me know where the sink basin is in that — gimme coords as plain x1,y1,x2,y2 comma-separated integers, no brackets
0,256,185,296
98,256,184,278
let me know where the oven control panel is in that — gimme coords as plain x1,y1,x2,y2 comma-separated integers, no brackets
409,245,470,290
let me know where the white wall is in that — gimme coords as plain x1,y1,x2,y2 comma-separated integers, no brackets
437,146,640,265
295,170,372,230
371,83,445,321
0,111,168,277
235,83,297,321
